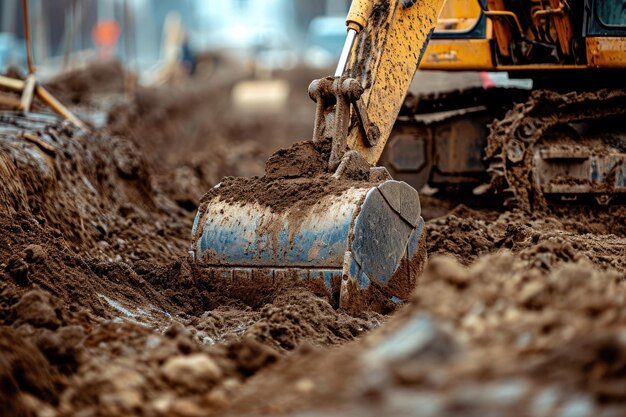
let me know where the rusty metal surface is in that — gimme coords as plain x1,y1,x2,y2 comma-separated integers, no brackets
192,187,369,268
587,37,626,68
534,139,626,204
381,107,493,191
308,75,379,171
192,180,426,312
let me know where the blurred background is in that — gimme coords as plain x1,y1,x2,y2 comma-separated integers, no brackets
0,0,353,78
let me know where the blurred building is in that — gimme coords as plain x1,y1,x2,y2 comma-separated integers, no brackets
0,0,350,74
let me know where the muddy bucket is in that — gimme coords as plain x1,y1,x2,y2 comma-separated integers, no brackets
191,179,426,314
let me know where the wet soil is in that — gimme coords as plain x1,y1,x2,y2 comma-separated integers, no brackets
200,138,374,214
0,63,624,416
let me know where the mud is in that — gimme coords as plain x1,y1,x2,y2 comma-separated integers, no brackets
199,139,374,214
0,63,624,417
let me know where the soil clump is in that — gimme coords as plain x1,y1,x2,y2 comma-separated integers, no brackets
200,138,375,214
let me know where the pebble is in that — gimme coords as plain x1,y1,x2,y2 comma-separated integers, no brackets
531,387,561,417
150,395,174,414
161,353,222,391
101,390,142,413
559,397,594,417
12,290,61,329
145,335,162,349
364,314,457,365
295,378,315,394
170,398,205,417
100,365,146,392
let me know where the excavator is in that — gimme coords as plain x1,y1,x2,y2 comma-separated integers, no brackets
193,0,626,313
383,0,626,209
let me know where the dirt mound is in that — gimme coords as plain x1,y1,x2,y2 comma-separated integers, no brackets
0,112,189,263
106,63,316,212
0,217,378,416
428,207,625,272
45,61,126,106
1,63,625,417
0,326,60,417
219,254,626,416
199,138,375,214
0,111,376,414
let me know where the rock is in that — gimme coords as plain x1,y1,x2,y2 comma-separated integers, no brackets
97,365,146,393
165,321,188,339
24,244,47,263
332,150,370,181
480,379,531,407
161,353,222,391
362,314,459,388
364,314,458,366
170,398,205,417
19,392,58,417
227,338,280,377
369,166,392,182
37,326,85,371
205,388,230,408
531,387,561,416
101,390,143,414
559,396,594,417
112,137,141,179
520,279,550,306
295,378,315,394
12,290,61,329
5,255,29,286
150,394,175,415
145,335,162,349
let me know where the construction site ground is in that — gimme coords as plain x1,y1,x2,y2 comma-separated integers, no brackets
1,61,625,417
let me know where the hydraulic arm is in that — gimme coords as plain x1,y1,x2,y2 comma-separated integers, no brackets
191,0,447,313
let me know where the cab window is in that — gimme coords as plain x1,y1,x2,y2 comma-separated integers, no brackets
435,0,482,32
597,0,626,27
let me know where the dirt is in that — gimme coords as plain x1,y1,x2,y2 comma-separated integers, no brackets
0,62,624,417
199,138,374,214
45,62,127,107
218,254,626,417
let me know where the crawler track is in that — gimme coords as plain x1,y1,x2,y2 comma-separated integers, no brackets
486,89,626,210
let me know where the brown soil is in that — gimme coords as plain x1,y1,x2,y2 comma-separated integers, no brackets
199,138,374,214
0,62,624,417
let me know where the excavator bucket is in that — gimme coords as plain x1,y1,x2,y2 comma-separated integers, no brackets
191,174,426,314
190,0,445,313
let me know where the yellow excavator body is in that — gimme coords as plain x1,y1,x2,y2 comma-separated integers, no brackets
381,0,626,207
420,0,626,70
